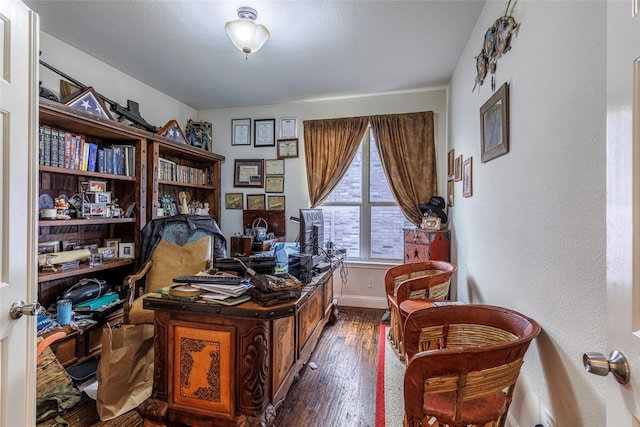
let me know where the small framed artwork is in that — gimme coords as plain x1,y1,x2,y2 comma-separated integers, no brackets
104,238,121,249
447,179,454,207
90,203,107,217
265,175,284,193
247,194,266,210
234,159,264,188
268,195,286,210
88,180,107,192
454,155,463,182
225,193,244,209
124,202,136,218
119,242,135,259
97,246,117,259
277,138,299,159
265,159,285,175
448,149,455,178
231,118,251,146
38,241,60,255
463,157,473,197
480,82,510,163
280,117,297,138
254,118,276,147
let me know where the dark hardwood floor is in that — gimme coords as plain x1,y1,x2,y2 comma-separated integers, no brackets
45,306,386,427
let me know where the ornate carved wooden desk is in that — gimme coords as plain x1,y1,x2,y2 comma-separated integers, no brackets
138,270,334,427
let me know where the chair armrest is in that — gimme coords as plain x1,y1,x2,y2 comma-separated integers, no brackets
122,260,153,323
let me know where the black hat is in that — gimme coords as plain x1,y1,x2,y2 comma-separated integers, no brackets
419,196,448,224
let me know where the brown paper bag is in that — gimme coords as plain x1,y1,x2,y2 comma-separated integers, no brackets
96,323,154,421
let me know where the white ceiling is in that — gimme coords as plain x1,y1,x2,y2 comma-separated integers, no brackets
25,0,485,110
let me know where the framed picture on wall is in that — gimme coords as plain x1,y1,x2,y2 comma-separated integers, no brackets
234,159,264,188
447,179,454,207
265,176,284,193
454,155,463,182
463,157,473,197
247,194,266,210
480,82,510,163
254,119,276,147
231,118,251,146
225,193,244,209
268,195,285,210
448,149,455,178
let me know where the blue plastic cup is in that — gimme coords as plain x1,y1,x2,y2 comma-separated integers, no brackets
57,299,72,325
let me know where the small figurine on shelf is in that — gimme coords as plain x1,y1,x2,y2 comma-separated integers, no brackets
178,191,191,214
197,202,210,216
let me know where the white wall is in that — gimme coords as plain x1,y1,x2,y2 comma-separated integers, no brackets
448,2,606,426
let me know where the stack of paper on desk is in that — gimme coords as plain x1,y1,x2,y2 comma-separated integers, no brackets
192,281,251,298
200,293,251,306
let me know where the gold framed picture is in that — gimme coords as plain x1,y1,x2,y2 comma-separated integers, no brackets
247,194,266,210
448,149,455,178
225,193,244,209
447,179,454,207
277,138,299,159
268,195,286,210
463,157,473,197
265,176,284,193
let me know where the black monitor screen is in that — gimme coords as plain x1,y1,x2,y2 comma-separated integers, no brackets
299,208,324,255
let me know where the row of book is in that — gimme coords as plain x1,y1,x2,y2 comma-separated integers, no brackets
39,125,136,176
158,157,212,186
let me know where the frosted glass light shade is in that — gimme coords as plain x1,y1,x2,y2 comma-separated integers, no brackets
225,19,270,54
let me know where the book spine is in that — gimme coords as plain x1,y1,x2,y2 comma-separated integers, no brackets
87,143,98,172
104,147,113,174
38,125,44,165
42,125,51,166
97,148,105,173
81,137,89,171
57,129,65,169
50,128,59,168
63,132,71,169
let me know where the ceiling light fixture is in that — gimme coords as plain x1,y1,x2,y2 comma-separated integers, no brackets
225,7,270,59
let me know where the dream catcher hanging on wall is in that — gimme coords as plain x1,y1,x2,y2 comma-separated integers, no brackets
473,0,519,93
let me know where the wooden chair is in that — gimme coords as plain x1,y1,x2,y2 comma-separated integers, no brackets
384,261,456,357
394,274,453,360
403,304,540,427
123,214,226,324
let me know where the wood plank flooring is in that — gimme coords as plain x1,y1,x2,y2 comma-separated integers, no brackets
45,306,386,427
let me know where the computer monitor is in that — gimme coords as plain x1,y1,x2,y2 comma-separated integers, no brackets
299,208,324,255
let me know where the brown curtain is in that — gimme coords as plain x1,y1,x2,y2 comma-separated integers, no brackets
303,117,369,207
370,111,436,226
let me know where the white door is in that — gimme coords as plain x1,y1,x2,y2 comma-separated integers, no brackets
0,1,39,426
603,0,640,425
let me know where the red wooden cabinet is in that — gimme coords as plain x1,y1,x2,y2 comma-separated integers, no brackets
403,228,450,263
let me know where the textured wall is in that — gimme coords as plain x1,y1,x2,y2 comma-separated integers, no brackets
447,1,606,426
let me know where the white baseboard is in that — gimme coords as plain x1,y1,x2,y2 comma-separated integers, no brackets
333,294,387,309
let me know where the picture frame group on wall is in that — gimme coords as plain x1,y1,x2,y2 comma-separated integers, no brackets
231,118,251,146
254,118,276,147
480,82,510,163
234,159,264,188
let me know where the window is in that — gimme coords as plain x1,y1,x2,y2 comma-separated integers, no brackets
321,128,413,261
